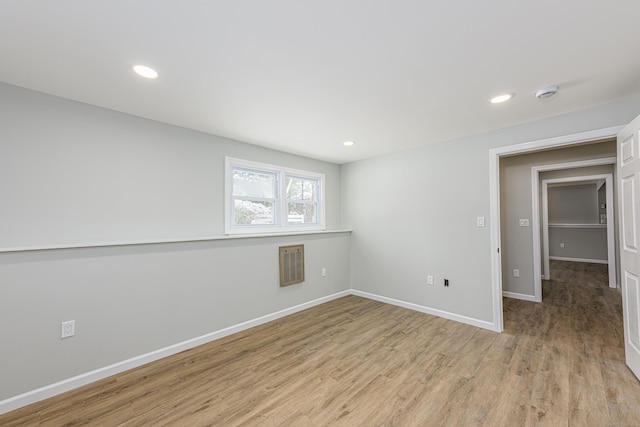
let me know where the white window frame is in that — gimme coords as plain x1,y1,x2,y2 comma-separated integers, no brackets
225,157,326,234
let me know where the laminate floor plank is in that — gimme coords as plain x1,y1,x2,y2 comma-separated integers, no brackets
2,260,640,426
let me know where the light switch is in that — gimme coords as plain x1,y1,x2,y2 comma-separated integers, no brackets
476,217,485,227
519,219,529,227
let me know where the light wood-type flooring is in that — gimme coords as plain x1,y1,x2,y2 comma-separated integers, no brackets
2,260,640,426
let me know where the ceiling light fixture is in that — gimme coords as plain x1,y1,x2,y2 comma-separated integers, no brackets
490,93,513,104
535,85,559,99
132,64,159,79
343,140,356,147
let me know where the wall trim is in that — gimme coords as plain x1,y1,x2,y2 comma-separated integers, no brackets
0,287,502,415
502,291,538,302
0,229,353,254
549,256,608,264
0,290,350,415
351,290,497,332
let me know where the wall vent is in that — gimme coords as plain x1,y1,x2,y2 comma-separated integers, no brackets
279,244,305,287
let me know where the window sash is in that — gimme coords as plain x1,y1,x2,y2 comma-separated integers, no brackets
225,157,325,234
232,198,277,226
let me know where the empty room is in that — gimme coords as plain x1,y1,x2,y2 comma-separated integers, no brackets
3,1,640,425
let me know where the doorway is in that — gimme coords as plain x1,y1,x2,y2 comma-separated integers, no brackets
533,166,617,301
541,175,615,286
488,125,624,332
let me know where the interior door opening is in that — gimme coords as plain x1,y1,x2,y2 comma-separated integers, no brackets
489,126,623,333
536,169,617,299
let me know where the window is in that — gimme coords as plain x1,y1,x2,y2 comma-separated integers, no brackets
225,157,325,234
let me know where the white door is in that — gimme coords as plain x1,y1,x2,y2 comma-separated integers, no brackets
618,114,640,380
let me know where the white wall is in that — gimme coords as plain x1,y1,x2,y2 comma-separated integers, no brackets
0,83,350,402
342,98,640,322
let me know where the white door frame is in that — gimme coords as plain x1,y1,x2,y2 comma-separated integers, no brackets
540,173,616,290
489,125,624,332
528,158,617,303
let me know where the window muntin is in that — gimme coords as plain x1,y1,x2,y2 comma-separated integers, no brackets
225,158,325,234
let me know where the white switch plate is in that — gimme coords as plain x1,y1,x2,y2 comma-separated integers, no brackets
513,269,520,278
519,219,530,227
61,320,75,339
560,243,565,248
321,267,327,277
476,217,485,227
427,275,434,285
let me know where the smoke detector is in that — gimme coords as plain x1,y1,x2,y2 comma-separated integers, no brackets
535,85,559,99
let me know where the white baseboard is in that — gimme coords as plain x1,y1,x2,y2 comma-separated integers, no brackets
1,288,501,415
350,290,497,332
502,291,539,302
0,290,350,416
549,256,608,264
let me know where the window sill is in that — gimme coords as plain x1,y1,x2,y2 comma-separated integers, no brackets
0,230,353,253
548,223,606,229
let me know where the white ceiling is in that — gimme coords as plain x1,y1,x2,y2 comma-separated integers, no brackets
2,1,639,164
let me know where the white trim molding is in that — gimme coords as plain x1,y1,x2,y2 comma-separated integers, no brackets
351,290,497,331
0,290,350,415
548,223,607,228
549,256,608,264
0,287,498,415
0,229,352,253
502,291,538,302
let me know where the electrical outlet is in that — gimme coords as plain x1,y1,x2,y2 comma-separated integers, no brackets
61,320,75,339
444,279,449,287
513,269,520,278
560,243,565,248
427,275,434,286
519,219,530,227
321,267,327,277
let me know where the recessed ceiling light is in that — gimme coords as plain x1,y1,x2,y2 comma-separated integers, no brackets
490,93,513,104
343,140,356,147
132,64,159,79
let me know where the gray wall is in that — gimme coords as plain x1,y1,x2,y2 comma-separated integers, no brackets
342,100,638,319
0,83,350,400
548,227,608,260
0,83,342,249
500,145,616,296
599,184,608,224
547,183,607,261
548,184,598,224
